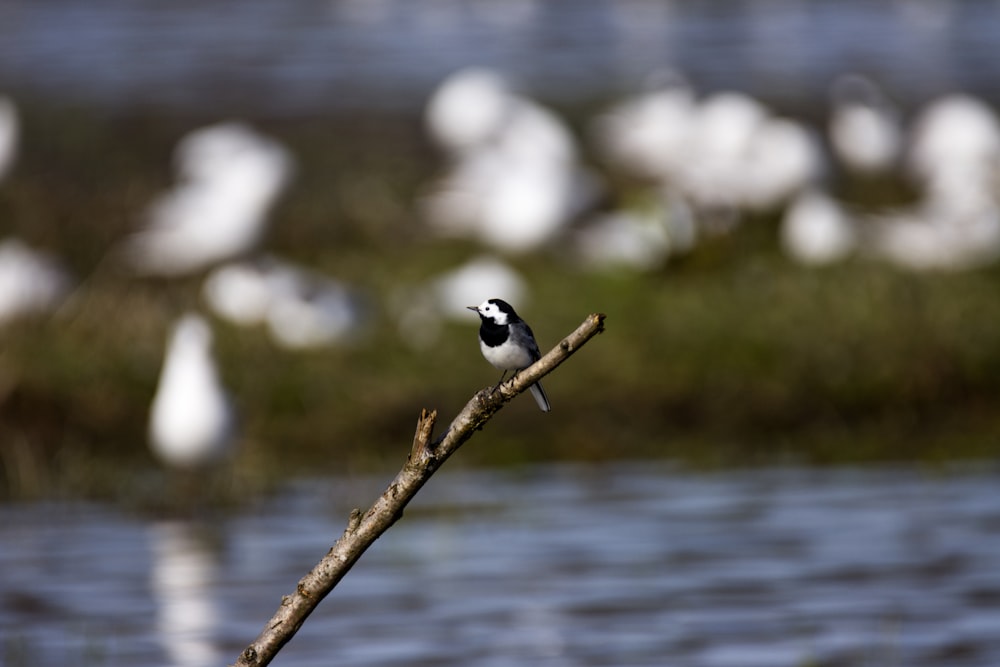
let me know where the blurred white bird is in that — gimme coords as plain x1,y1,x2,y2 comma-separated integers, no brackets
421,67,598,253
150,314,234,468
595,81,822,222
862,93,1000,271
430,255,528,320
739,116,825,211
574,186,696,271
828,74,902,174
0,96,19,183
391,255,527,349
200,261,274,327
679,91,769,211
590,71,696,182
0,238,72,326
202,257,365,350
263,264,365,350
425,67,516,154
906,94,1000,188
126,122,293,276
780,189,857,266
575,210,672,272
865,190,1000,271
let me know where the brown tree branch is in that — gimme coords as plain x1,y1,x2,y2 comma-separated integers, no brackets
232,312,606,667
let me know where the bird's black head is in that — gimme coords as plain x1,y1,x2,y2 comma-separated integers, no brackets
467,298,520,325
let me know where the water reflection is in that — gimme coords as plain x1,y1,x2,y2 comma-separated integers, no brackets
148,521,224,667
1,463,999,666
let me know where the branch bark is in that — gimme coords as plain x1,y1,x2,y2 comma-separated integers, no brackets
232,312,606,667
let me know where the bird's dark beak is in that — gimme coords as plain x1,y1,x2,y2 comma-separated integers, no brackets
466,306,479,312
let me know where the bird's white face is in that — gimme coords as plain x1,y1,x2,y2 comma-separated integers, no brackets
473,299,508,325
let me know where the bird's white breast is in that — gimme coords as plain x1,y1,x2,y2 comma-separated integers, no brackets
480,335,533,371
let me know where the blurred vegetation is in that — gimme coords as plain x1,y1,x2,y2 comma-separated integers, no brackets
2,102,1000,502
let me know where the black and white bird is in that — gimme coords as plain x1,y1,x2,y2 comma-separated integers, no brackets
467,298,550,412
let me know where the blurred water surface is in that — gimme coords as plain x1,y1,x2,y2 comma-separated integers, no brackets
2,462,999,666
2,0,1000,114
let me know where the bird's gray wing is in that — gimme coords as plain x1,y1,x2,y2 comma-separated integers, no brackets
513,322,543,361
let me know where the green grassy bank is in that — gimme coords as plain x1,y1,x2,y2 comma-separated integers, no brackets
2,104,1000,500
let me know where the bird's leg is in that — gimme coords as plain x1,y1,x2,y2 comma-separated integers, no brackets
491,370,509,394
498,369,527,392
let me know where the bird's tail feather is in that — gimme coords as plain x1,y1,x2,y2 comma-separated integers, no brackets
530,382,551,413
